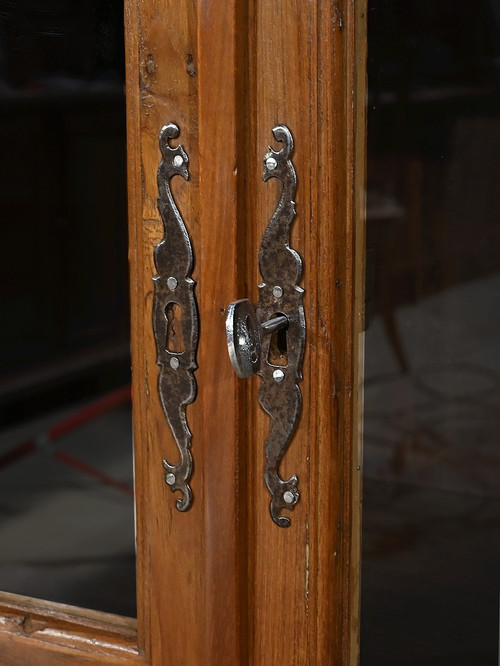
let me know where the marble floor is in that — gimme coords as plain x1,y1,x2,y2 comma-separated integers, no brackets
0,393,136,617
361,274,500,664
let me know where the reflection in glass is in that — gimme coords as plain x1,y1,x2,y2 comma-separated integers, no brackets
0,1,135,616
362,2,500,663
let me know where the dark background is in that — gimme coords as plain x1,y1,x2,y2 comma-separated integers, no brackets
363,1,500,664
0,0,130,426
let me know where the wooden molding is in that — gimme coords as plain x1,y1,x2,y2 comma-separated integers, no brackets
0,592,142,664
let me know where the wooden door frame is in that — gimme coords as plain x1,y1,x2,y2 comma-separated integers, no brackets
0,1,366,664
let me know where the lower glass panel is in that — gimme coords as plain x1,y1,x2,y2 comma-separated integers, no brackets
0,392,136,617
0,1,135,616
362,2,500,663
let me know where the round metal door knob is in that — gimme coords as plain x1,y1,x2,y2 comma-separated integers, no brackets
225,299,262,378
226,299,290,379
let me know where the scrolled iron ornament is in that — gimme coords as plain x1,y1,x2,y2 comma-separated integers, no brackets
153,123,198,512
257,125,305,527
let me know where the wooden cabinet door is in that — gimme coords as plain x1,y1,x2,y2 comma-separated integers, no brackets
0,2,366,664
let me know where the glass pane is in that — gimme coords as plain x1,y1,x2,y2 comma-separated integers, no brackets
0,1,135,617
362,2,500,663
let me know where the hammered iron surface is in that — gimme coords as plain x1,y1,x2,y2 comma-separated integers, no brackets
257,125,305,527
153,123,198,512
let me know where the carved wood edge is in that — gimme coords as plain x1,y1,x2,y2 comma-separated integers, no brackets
0,591,142,663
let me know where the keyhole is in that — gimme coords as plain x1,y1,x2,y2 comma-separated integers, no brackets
267,312,288,367
165,302,185,353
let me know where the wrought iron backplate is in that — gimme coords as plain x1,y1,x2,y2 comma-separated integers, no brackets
257,125,305,527
153,123,198,512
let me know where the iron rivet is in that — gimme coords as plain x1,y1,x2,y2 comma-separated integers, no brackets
283,491,295,504
273,369,285,383
170,357,180,370
165,473,176,486
272,285,283,298
266,156,278,171
167,276,178,291
173,155,184,167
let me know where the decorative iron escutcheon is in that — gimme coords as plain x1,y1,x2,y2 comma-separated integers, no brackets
153,123,198,512
226,125,305,527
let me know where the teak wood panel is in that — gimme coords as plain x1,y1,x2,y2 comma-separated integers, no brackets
243,2,366,664
128,0,246,664
129,1,367,663
0,1,366,664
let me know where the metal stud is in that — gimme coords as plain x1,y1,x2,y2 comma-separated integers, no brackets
165,473,176,486
272,368,285,383
266,156,278,171
167,276,178,291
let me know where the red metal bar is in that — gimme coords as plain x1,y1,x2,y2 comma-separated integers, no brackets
49,385,131,440
0,440,35,468
54,451,134,497
0,385,133,496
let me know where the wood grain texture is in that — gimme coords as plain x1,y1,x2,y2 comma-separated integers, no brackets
126,0,206,664
127,0,246,664
244,1,367,664
350,3,368,663
197,0,248,663
128,0,367,663
0,592,142,665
